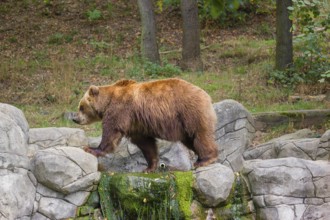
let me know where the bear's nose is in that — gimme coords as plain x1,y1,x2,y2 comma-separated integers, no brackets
64,112,80,123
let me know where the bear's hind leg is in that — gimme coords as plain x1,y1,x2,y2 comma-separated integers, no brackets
192,133,218,168
131,136,159,173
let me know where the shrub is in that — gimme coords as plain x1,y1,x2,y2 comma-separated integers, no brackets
87,9,102,21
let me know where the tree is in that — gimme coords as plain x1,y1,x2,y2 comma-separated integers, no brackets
275,0,293,70
180,0,203,71
137,0,160,64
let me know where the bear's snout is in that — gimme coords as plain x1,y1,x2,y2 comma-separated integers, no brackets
65,112,80,124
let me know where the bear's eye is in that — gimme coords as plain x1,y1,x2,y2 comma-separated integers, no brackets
79,106,84,112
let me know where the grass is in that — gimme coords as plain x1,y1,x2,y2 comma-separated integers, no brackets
2,37,328,136
0,1,329,137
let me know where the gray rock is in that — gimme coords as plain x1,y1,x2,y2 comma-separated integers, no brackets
37,184,64,199
28,127,89,156
64,191,91,206
0,168,36,219
317,130,330,160
243,158,315,197
38,197,76,219
303,203,330,219
243,158,330,220
273,128,316,141
31,212,49,220
193,163,235,207
0,112,28,156
0,103,29,143
213,100,255,171
98,137,192,172
32,146,100,194
244,135,322,161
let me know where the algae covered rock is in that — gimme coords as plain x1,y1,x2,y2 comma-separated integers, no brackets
98,172,193,219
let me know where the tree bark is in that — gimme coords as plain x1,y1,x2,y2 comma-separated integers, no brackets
180,0,203,71
275,0,293,70
137,0,160,64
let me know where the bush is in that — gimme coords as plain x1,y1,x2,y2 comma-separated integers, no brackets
143,61,182,77
87,9,102,21
270,0,330,87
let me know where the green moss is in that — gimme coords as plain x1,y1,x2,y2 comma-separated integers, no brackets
215,173,254,220
76,205,94,216
173,171,193,220
280,111,306,119
98,173,116,220
85,190,100,208
99,172,181,219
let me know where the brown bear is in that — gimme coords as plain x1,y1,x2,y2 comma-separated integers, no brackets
72,78,218,172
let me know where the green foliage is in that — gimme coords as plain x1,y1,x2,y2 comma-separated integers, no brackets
48,33,65,45
271,0,330,87
87,9,102,21
268,68,304,87
48,32,74,45
143,61,182,77
156,0,275,25
199,0,275,25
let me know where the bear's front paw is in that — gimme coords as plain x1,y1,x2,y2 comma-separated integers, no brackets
83,146,107,157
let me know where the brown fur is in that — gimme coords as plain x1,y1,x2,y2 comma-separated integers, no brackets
73,78,218,172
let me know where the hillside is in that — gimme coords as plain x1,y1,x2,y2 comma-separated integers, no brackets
0,0,329,134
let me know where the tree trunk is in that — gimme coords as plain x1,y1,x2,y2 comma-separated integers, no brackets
180,0,203,71
275,0,293,70
137,0,160,64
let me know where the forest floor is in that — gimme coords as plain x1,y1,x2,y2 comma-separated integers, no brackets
0,0,329,139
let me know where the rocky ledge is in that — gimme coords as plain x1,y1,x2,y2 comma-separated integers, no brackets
0,101,329,219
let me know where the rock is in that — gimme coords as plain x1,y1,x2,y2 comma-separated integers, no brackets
0,103,29,143
244,129,330,161
38,197,76,219
317,130,330,160
0,105,36,219
243,158,330,220
0,111,28,156
99,173,180,219
64,191,91,206
32,146,100,194
0,168,36,219
28,127,89,156
213,100,255,171
31,212,49,220
271,128,316,141
193,163,235,207
97,137,192,172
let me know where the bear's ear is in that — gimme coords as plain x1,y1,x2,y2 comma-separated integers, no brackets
88,85,99,97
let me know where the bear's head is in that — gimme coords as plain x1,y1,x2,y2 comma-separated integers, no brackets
72,85,103,125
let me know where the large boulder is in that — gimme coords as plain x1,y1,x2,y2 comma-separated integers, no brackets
0,103,29,143
28,127,89,157
0,104,36,219
193,163,235,207
96,137,193,172
243,157,330,220
214,100,255,171
0,168,36,220
244,129,330,161
32,146,100,194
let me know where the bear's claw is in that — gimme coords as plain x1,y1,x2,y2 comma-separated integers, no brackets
83,146,107,157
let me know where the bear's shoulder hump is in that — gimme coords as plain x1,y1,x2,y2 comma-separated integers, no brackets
113,79,137,87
